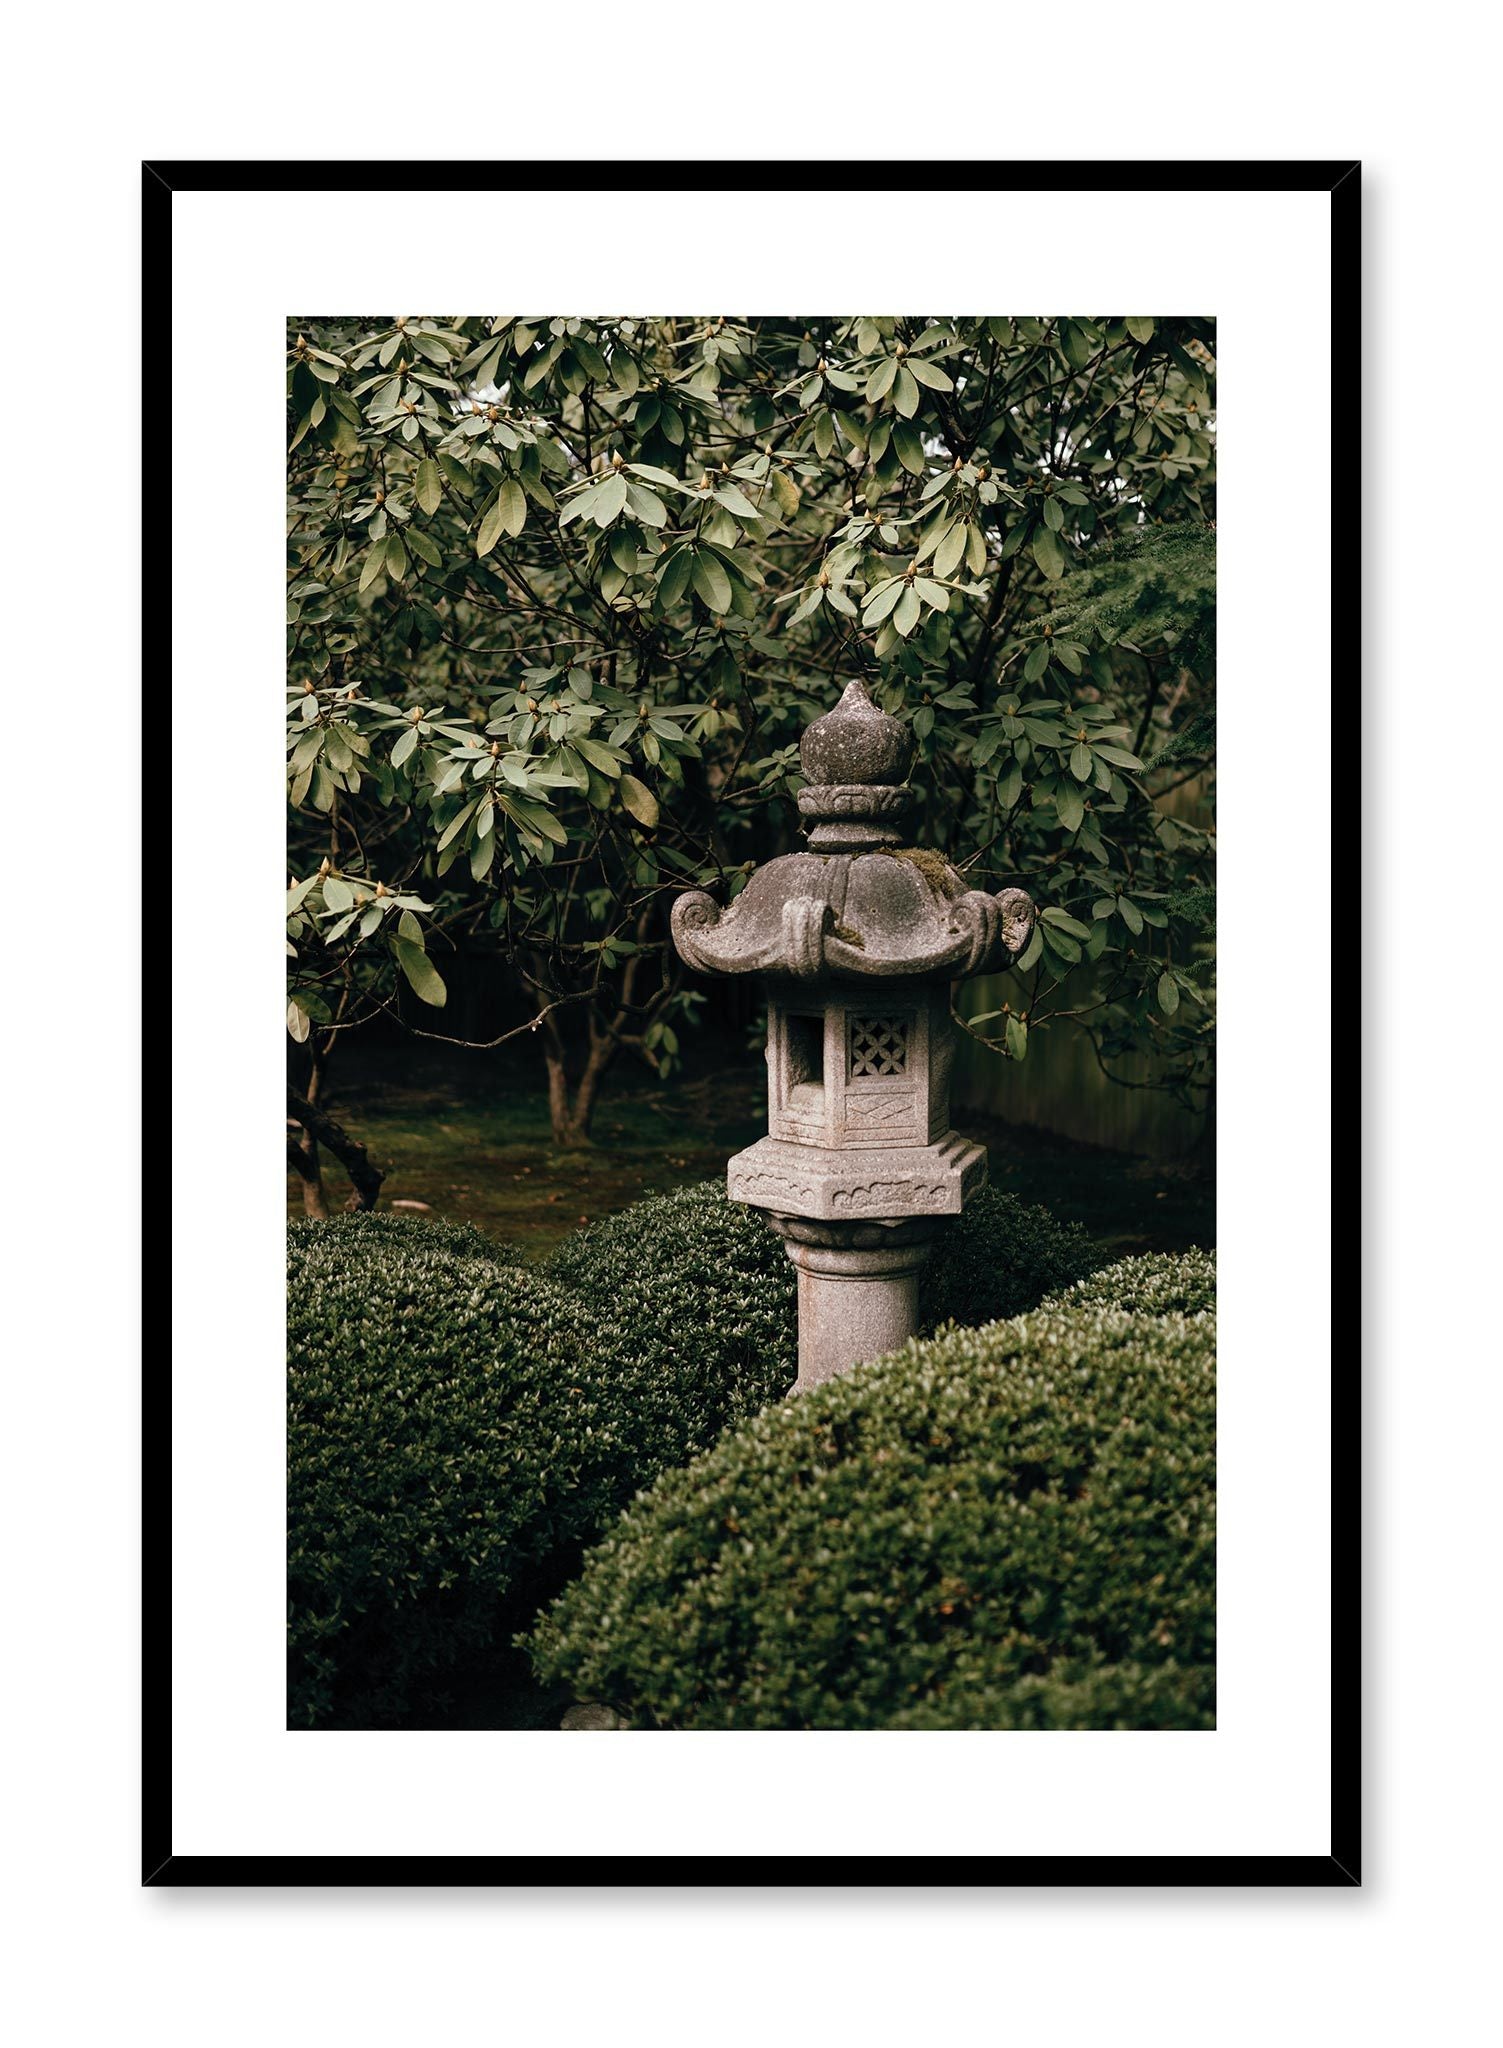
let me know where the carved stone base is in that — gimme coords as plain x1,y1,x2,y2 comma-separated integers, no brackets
767,1216,938,1394
727,1131,986,1223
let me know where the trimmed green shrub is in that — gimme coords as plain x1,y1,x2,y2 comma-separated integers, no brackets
549,1180,1104,1396
288,1187,1133,1728
289,1192,796,1728
919,1184,1104,1331
545,1181,799,1432
526,1303,1216,1730
288,1217,619,1727
1039,1248,1217,1319
289,1210,518,1267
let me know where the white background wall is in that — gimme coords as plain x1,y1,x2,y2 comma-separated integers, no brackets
2,12,1493,2046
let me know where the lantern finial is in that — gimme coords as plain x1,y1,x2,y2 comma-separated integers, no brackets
800,678,913,787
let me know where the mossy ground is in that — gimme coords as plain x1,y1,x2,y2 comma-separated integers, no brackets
288,1043,1214,1259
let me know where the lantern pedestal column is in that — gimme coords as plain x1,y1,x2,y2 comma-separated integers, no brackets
769,1216,940,1394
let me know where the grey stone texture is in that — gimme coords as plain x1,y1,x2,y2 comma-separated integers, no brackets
670,676,1034,1389
560,1702,625,1730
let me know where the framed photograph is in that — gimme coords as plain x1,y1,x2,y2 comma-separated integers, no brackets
151,157,1356,1885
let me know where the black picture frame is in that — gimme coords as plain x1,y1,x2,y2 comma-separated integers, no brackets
146,156,1359,1888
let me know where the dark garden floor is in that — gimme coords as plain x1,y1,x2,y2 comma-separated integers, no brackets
289,1040,1215,1260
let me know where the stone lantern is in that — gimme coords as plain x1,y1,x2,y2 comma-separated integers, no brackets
671,679,1035,1393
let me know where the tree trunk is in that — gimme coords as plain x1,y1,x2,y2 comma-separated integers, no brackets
288,1047,332,1215
541,1014,618,1147
287,1086,385,1209
292,1127,330,1218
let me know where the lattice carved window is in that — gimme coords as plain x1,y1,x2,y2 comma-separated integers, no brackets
849,1015,909,1078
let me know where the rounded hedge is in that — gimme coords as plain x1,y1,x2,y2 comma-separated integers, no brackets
545,1180,799,1431
1039,1248,1217,1319
288,1217,619,1727
549,1179,1104,1385
526,1302,1216,1730
290,1193,798,1727
289,1210,519,1266
288,1185,1127,1728
919,1184,1103,1332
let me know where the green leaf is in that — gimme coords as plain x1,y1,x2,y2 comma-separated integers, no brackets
1031,525,1066,579
1117,896,1144,935
572,336,611,382
498,477,527,537
1158,971,1180,1014
287,1000,310,1044
691,552,732,612
619,773,659,828
894,586,921,636
1023,642,1052,683
437,799,477,850
392,936,447,1007
1041,907,1092,940
862,579,903,625
1005,1013,1028,1060
1093,743,1146,772
866,357,897,403
593,472,629,527
574,735,624,777
626,482,668,528
415,458,442,515
476,495,506,557
358,544,386,593
714,482,760,521
322,875,354,913
1126,316,1155,345
893,364,920,417
657,550,694,607
908,357,954,392
891,420,925,475
1070,742,1092,781
391,725,418,768
933,524,966,579
398,909,423,944
1056,783,1085,832
1060,320,1094,370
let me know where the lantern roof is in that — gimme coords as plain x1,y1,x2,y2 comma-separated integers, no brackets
671,678,1035,983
